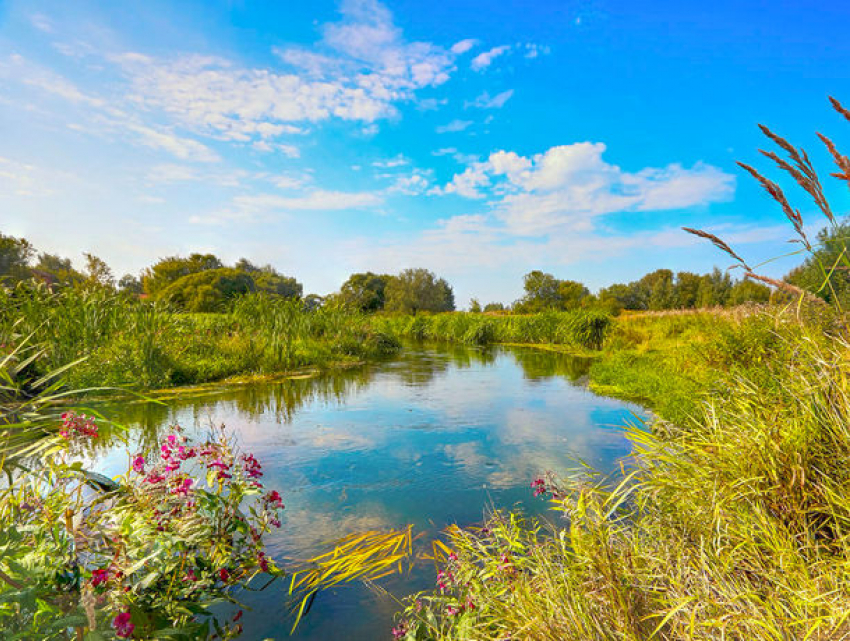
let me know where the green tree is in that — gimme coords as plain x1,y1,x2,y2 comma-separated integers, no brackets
557,280,590,309
384,268,455,314
674,271,702,308
158,268,255,312
234,259,302,299
483,302,505,312
0,232,33,283
143,253,223,296
337,272,391,312
469,298,482,313
83,252,115,289
33,252,83,285
728,278,771,306
118,273,143,295
786,221,850,309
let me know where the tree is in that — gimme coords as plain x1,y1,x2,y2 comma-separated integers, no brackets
384,268,455,314
234,259,302,299
697,268,733,307
557,280,590,309
118,274,143,295
674,271,703,308
786,221,850,309
34,252,83,285
84,252,115,288
483,302,505,313
337,272,391,312
520,271,561,311
143,254,223,296
158,268,255,312
0,232,34,283
469,298,482,313
303,294,324,312
728,278,771,306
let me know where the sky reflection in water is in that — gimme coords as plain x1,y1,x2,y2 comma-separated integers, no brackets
94,344,646,640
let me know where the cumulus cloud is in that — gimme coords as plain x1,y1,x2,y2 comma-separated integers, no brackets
433,142,735,235
470,45,511,71
450,39,478,55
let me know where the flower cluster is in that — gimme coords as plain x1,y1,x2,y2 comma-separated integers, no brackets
112,611,134,638
59,412,99,440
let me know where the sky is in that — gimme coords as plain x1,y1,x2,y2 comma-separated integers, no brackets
2,0,850,306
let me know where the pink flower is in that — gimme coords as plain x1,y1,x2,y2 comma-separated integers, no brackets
392,622,408,639
183,568,197,582
132,456,145,474
171,477,193,496
531,477,547,497
218,568,230,583
112,611,135,638
233,610,243,622
263,490,284,510
91,568,109,587
446,605,461,616
257,552,270,573
144,471,166,484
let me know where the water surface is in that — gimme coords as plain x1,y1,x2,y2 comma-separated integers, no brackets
94,343,645,639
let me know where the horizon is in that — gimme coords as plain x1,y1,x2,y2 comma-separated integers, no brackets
3,0,850,304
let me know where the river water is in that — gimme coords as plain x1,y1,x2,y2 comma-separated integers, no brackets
92,343,645,639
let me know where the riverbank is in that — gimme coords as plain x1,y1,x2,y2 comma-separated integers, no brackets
392,307,850,640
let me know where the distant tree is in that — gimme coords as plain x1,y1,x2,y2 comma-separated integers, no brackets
235,259,303,299
118,273,143,295
483,302,505,313
697,268,733,307
469,298,482,313
158,268,255,312
728,278,771,306
83,253,115,288
34,252,83,285
384,268,455,314
0,232,34,283
557,279,590,309
674,271,703,308
520,270,561,311
786,221,850,309
303,294,324,312
143,253,223,296
338,272,391,312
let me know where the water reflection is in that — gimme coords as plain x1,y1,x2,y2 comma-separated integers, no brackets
91,344,644,640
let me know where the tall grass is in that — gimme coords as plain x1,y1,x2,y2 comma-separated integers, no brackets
0,285,400,391
373,309,613,351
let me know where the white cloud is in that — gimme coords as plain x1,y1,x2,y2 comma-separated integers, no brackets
470,45,511,71
433,142,735,235
450,39,478,55
372,154,408,168
466,89,514,109
30,13,54,33
436,119,473,133
128,123,220,162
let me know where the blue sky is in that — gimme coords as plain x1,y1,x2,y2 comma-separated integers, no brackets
2,0,850,305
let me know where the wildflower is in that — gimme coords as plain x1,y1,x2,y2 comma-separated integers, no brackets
392,622,408,639
446,605,461,616
171,477,193,496
218,568,230,583
183,568,197,582
132,456,145,474
233,610,243,622
144,471,166,484
257,552,270,572
91,568,109,587
263,490,284,510
112,611,135,638
241,453,263,479
531,477,547,497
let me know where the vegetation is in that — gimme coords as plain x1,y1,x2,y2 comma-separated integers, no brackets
391,96,850,640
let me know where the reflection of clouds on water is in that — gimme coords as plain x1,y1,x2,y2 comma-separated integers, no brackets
270,506,395,559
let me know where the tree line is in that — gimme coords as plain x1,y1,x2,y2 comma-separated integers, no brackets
4,223,848,315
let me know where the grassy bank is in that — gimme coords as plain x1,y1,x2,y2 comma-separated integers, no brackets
0,284,400,390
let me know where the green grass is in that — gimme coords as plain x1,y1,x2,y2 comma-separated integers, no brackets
0,284,401,391
392,309,850,640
